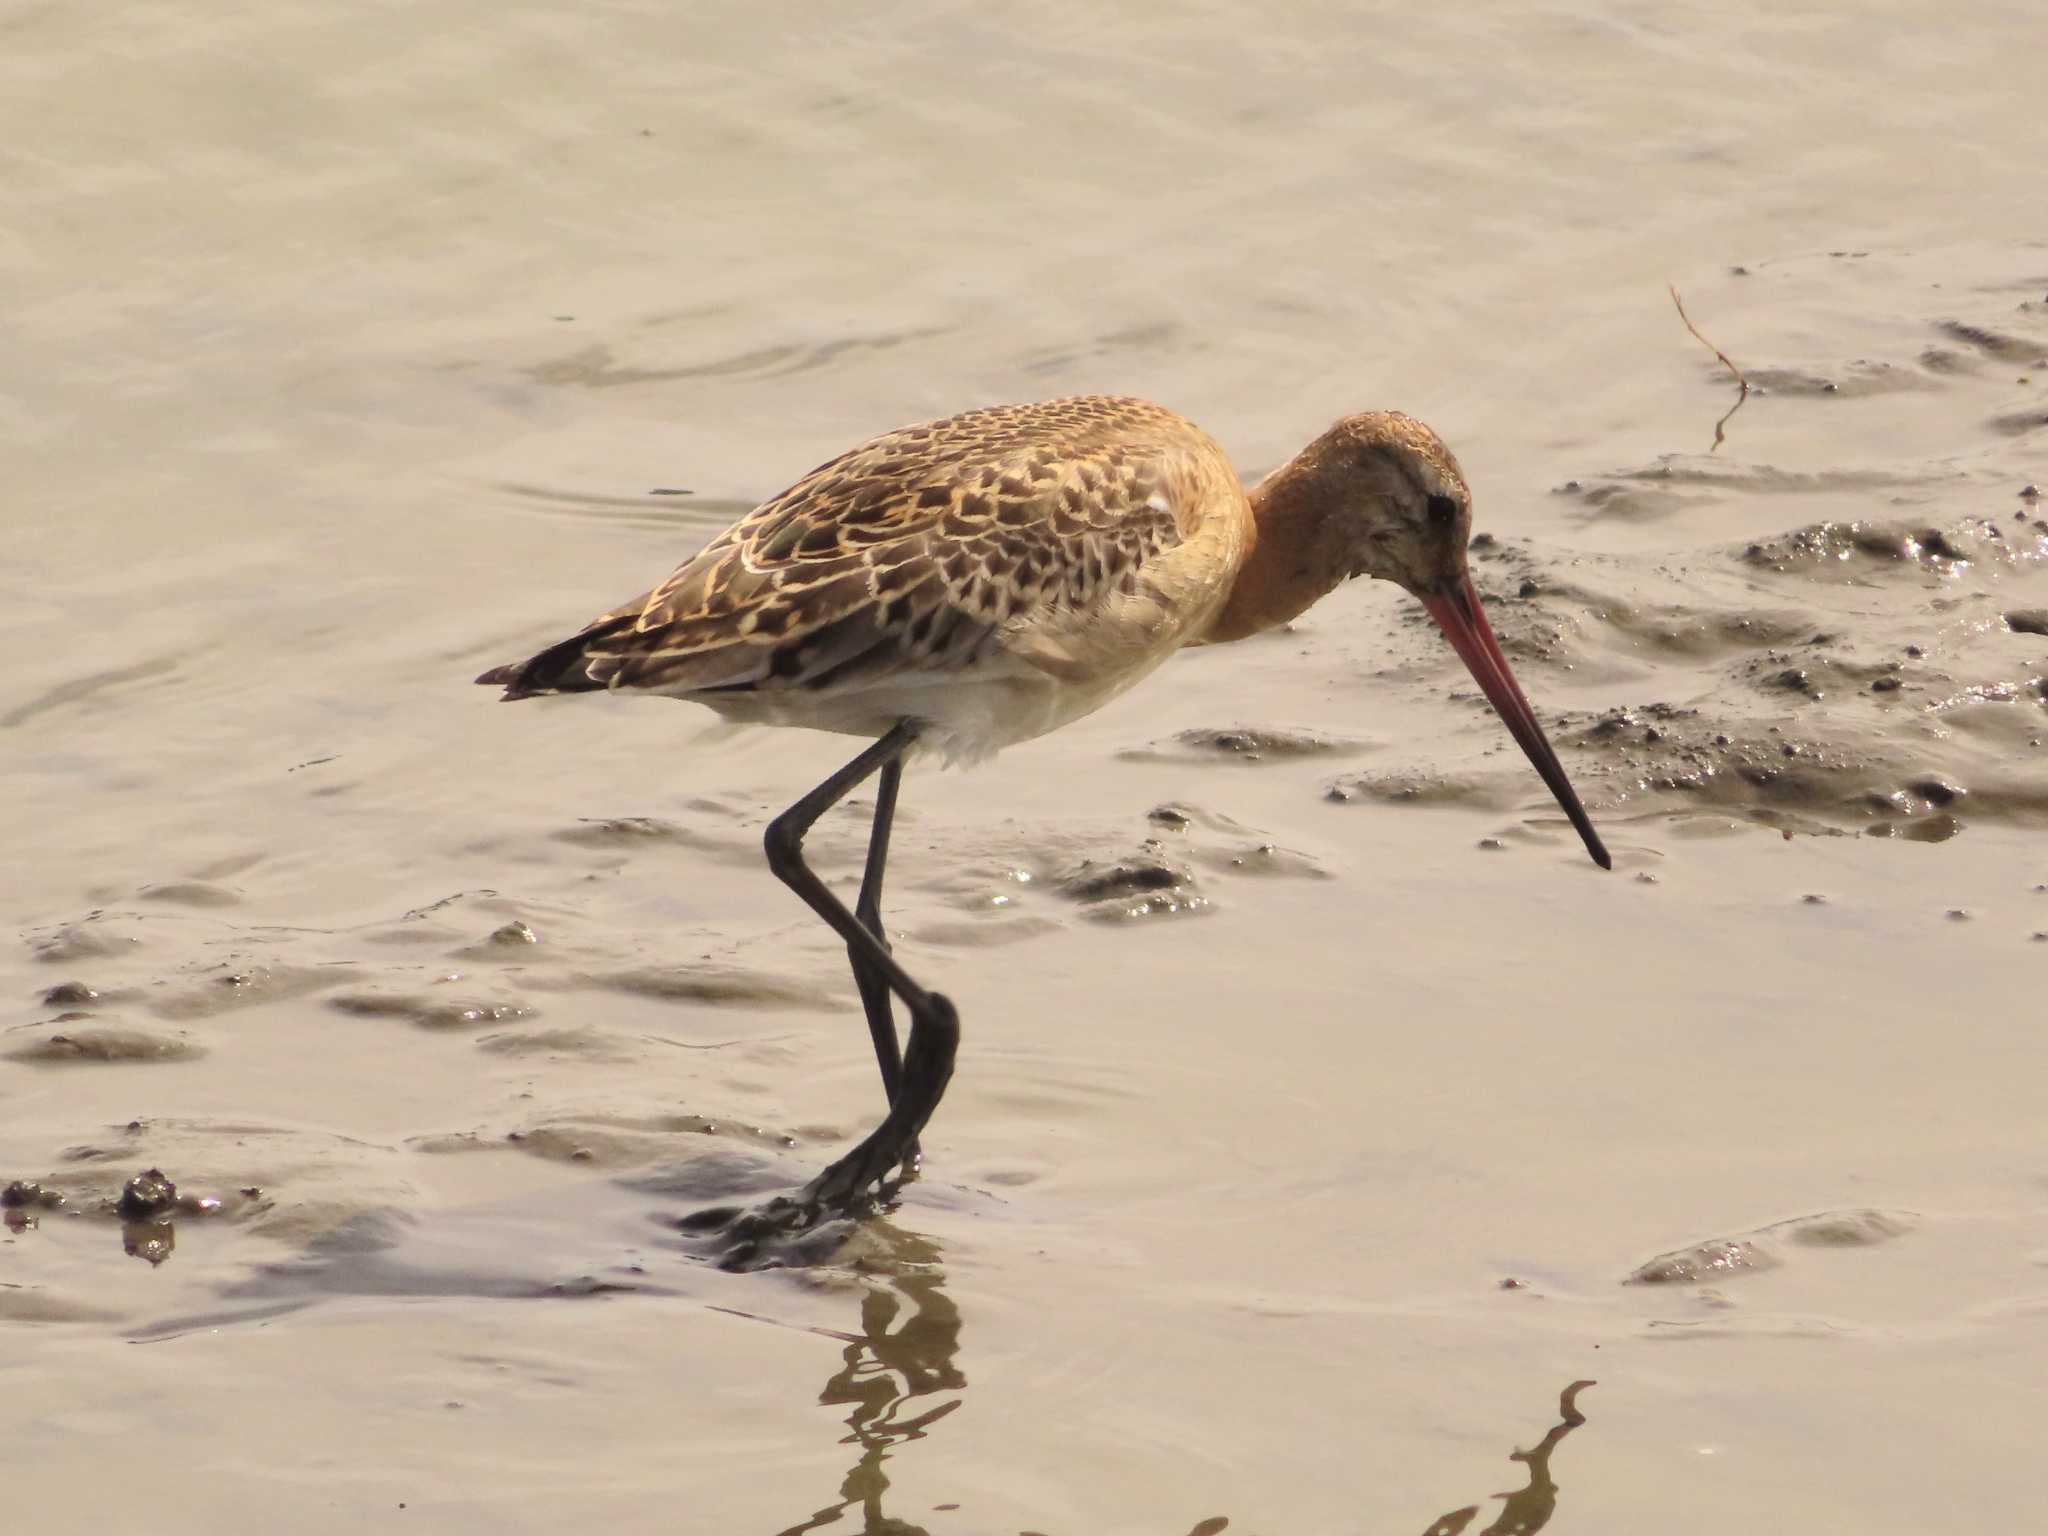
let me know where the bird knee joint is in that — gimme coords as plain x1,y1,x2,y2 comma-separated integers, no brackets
763,817,802,875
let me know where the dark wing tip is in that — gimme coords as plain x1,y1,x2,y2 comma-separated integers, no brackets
473,661,541,700
474,614,641,700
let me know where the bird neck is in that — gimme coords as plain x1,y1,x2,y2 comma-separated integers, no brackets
1203,453,1350,644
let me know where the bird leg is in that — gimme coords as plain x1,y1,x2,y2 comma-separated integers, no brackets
763,722,958,1211
850,752,906,1109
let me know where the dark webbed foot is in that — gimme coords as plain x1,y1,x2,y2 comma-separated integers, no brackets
677,990,957,1270
677,1192,875,1272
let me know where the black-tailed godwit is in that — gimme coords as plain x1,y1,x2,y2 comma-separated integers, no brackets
478,395,1609,1224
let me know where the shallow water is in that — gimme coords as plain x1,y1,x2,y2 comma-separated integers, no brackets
5,3,2048,1532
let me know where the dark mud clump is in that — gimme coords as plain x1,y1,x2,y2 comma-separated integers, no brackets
1744,362,1926,399
554,815,694,846
1781,1210,1912,1247
9,1167,260,1261
152,963,343,1020
1323,769,1508,807
1629,1238,1777,1285
1594,602,1815,661
1121,725,1372,764
549,807,758,866
2007,609,2048,637
1628,1208,1910,1285
3,1187,61,1231
1561,695,2048,840
136,881,242,908
1056,840,1208,920
520,1114,794,1166
1739,516,2036,577
6,1026,205,1064
1988,408,2048,438
474,1026,634,1062
1187,840,1329,881
328,992,537,1031
1938,319,2045,362
1547,475,1699,521
559,965,836,1011
1740,648,1902,702
961,807,1320,925
116,1169,193,1264
29,923,143,964
1553,459,1963,525
451,919,544,960
116,1167,179,1220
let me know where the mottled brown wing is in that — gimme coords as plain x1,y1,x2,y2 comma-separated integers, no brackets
479,397,1200,700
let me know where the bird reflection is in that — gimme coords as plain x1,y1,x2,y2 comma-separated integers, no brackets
775,1221,965,1536
122,1218,177,1266
1418,1380,1595,1536
762,1228,1591,1536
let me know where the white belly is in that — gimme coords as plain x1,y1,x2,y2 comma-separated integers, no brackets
687,646,1176,766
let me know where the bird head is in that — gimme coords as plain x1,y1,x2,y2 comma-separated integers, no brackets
1294,411,1612,870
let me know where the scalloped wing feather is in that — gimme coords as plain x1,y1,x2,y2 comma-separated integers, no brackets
479,397,1231,703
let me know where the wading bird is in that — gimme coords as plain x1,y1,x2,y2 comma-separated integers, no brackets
478,396,1609,1222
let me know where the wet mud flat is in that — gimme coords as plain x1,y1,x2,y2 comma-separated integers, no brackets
7,254,2048,1533
6,0,2048,1515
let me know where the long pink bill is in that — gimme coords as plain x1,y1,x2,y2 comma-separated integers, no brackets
1419,574,1612,870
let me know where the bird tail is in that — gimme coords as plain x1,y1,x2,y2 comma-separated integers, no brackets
475,614,638,700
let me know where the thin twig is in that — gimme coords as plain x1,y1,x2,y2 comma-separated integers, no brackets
1669,284,1749,452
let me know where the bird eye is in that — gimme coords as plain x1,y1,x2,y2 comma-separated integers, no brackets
1426,494,1459,525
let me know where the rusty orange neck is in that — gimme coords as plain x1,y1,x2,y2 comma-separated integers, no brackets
1203,452,1352,644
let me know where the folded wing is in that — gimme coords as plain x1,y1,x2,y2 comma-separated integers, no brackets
477,397,1199,702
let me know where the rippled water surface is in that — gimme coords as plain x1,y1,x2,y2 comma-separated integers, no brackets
5,4,2047,1532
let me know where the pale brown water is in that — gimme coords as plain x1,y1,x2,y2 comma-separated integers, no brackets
5,4,2048,1532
